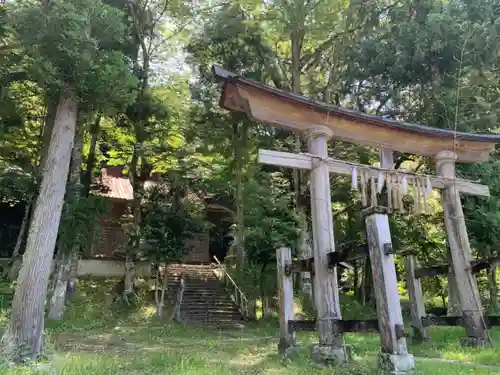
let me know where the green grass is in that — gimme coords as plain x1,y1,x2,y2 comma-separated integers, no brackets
0,280,500,374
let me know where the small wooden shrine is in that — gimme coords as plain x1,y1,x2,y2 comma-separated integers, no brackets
213,65,500,373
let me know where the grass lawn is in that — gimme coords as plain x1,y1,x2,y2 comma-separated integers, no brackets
0,281,500,374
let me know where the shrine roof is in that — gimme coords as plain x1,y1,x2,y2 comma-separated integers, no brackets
213,65,500,163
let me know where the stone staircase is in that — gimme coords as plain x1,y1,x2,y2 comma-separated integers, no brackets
165,264,245,328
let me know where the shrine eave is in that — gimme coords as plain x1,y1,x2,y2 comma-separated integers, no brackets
213,65,500,163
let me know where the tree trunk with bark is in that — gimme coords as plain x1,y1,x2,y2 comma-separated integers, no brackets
7,201,31,280
290,24,313,314
8,95,58,281
122,143,145,303
83,115,100,196
2,91,77,362
39,95,58,172
47,252,72,320
154,267,169,320
169,272,185,322
488,263,498,314
67,114,84,293
232,123,248,269
47,112,85,320
262,295,273,318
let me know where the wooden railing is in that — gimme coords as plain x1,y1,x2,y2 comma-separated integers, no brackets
212,255,248,319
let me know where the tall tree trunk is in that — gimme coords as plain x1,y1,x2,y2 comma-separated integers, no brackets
232,123,247,268
83,115,100,196
10,95,58,280
234,177,245,268
47,251,72,320
262,293,273,319
291,24,314,311
7,200,31,280
47,114,84,320
39,95,58,172
169,272,185,322
353,261,359,299
2,91,77,362
11,202,31,260
123,253,136,301
122,144,143,303
67,114,84,293
488,263,498,314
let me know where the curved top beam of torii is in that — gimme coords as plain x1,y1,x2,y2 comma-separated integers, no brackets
213,65,500,164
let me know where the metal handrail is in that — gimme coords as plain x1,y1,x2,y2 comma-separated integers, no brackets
213,255,248,318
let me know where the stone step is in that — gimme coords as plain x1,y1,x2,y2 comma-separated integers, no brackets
182,300,235,306
180,306,240,313
162,264,243,327
182,290,231,296
190,324,244,328
181,299,235,305
182,317,244,324
167,271,216,276
166,280,220,284
181,296,235,302
180,297,235,303
182,314,243,321
181,314,241,320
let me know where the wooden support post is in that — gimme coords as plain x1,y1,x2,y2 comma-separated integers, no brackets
305,126,349,365
435,151,489,346
276,246,297,355
404,255,428,341
363,206,414,374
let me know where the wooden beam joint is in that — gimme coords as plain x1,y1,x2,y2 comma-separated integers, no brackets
285,244,369,275
288,319,379,333
415,258,499,279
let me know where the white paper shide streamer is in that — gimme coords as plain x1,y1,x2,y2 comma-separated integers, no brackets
351,167,358,190
377,172,384,193
425,175,432,197
402,175,408,195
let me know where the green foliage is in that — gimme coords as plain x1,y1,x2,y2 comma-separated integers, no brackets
142,182,207,264
58,195,109,254
0,82,45,176
244,169,301,264
0,167,36,204
10,0,137,110
460,155,500,257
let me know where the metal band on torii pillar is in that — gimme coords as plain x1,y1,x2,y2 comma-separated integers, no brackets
304,125,349,365
435,150,489,346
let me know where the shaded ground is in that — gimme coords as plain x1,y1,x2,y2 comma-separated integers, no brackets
1,281,500,374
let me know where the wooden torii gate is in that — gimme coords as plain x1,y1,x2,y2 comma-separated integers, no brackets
212,65,500,373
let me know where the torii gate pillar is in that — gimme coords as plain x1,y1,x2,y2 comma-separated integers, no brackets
435,151,489,346
305,126,349,365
